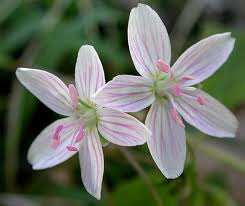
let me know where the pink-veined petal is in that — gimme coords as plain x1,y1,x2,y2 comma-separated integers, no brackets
145,100,186,179
75,45,105,99
16,68,73,116
94,75,155,112
172,33,235,86
27,117,80,170
97,107,150,146
128,3,171,78
79,129,104,200
175,89,238,137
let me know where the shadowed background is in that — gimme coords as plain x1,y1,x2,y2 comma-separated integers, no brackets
0,0,245,205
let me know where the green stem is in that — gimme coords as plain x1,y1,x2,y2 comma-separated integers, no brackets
119,148,164,206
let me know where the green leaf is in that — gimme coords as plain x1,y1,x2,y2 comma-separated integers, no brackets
36,18,84,68
0,9,42,53
202,183,237,206
36,6,125,69
107,171,177,206
0,0,21,24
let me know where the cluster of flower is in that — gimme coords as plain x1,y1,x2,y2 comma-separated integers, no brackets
16,4,238,200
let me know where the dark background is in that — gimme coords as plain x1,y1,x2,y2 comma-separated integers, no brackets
0,0,245,205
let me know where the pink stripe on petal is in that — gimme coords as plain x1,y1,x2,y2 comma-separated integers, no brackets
97,108,150,146
16,68,73,116
75,45,105,99
145,100,186,179
128,4,171,78
99,125,141,145
111,94,154,112
94,75,155,112
172,33,235,86
79,129,104,200
175,89,238,137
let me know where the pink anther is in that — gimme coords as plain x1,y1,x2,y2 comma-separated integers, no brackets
197,96,205,105
66,146,78,151
75,129,85,143
157,59,171,73
170,108,185,128
51,125,64,149
182,75,195,81
172,84,181,97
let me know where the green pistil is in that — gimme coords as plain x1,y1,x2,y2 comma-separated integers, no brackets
75,99,98,129
78,99,95,109
153,75,171,101
153,80,164,98
83,109,97,129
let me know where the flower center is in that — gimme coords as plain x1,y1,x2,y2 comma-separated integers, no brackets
51,84,98,151
154,59,205,127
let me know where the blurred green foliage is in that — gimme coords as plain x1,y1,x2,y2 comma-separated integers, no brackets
202,23,245,108
0,0,244,206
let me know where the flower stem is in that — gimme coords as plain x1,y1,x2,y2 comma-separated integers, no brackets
119,148,164,206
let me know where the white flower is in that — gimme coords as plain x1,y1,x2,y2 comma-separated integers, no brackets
94,4,238,179
16,45,150,199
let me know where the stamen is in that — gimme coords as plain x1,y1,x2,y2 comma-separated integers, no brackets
167,93,177,108
181,92,205,106
170,108,185,128
75,129,85,143
157,59,171,73
62,118,82,130
182,87,196,91
167,93,185,128
182,75,195,81
197,96,205,105
51,125,64,149
68,84,78,108
51,119,85,151
181,92,197,100
172,84,181,97
66,146,78,151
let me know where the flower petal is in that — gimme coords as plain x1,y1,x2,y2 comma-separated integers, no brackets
16,68,73,116
27,117,80,170
128,3,171,78
175,89,238,137
145,100,186,179
79,129,104,200
97,107,150,146
172,33,235,86
94,75,155,112
75,45,105,99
